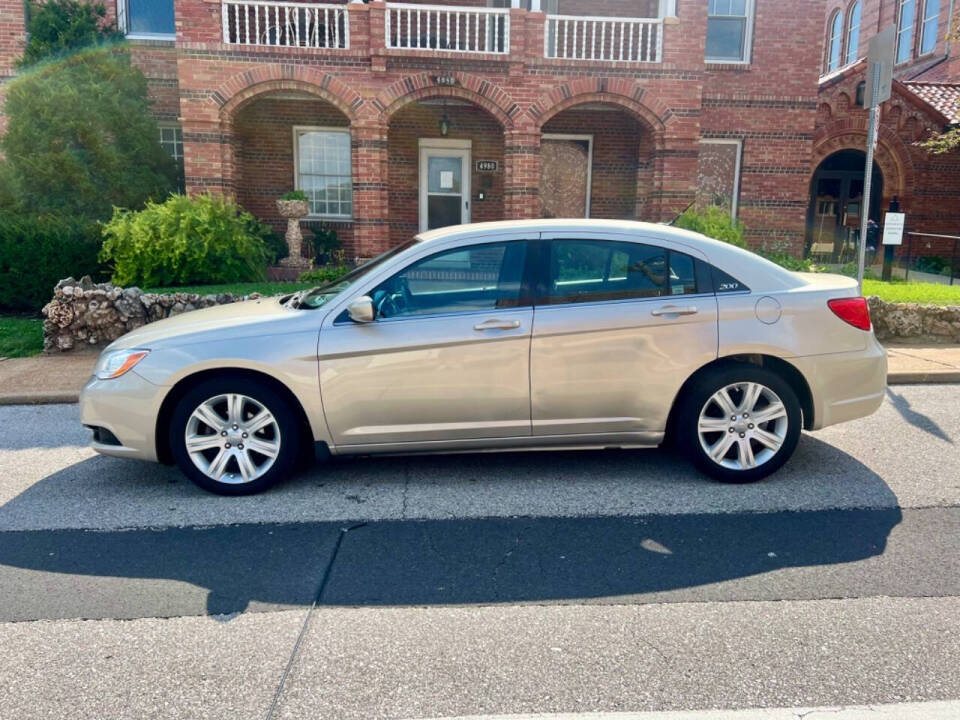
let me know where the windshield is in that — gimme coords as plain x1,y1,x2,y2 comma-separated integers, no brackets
298,239,420,309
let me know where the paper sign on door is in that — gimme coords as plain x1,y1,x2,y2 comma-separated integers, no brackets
440,171,454,190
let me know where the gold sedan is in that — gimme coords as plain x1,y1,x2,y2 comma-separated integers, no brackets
80,220,886,495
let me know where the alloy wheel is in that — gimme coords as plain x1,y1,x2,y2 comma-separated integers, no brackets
184,393,281,484
697,381,789,471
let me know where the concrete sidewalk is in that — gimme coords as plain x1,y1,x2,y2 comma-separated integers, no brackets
0,344,958,405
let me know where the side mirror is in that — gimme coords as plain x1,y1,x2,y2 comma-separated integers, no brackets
347,295,375,323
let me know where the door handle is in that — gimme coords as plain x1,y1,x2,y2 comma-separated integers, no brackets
651,305,698,317
474,318,521,331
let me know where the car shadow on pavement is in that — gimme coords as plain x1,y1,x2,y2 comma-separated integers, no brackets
0,436,904,622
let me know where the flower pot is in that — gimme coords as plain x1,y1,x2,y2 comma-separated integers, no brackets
276,199,310,219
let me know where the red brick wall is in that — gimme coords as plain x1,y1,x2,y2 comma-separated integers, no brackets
387,101,505,245
0,0,25,79
233,95,355,256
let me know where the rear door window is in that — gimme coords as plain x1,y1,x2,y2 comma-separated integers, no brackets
540,239,701,305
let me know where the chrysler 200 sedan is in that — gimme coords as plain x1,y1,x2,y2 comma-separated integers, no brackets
80,220,886,495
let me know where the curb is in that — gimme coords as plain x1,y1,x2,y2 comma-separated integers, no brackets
1,371,959,407
0,391,81,406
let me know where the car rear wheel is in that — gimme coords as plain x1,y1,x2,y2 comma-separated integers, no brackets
678,364,802,484
170,377,302,495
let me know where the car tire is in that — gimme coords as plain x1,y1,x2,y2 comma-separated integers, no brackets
169,376,303,496
678,363,802,484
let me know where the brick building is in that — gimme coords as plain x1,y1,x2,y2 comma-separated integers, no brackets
814,0,960,265
1,0,957,264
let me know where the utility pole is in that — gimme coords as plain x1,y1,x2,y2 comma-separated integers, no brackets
857,26,894,293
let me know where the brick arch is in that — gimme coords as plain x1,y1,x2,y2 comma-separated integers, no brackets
529,79,668,140
811,120,915,201
213,65,364,123
374,73,518,129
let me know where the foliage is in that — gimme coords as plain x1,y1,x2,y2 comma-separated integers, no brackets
915,255,951,275
0,216,105,312
18,0,123,68
310,226,341,257
299,265,352,286
920,20,960,154
0,317,44,357
100,194,270,287
863,279,960,306
756,250,817,272
674,206,747,248
142,282,311,296
1,46,178,221
281,190,308,202
248,217,288,264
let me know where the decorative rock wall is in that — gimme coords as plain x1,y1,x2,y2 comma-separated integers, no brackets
42,277,264,353
868,296,960,343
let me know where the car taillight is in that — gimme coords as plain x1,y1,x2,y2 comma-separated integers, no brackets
828,297,871,331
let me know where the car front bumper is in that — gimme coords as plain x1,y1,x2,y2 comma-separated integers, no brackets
79,371,168,462
791,333,887,431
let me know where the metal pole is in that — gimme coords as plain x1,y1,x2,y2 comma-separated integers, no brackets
856,97,878,293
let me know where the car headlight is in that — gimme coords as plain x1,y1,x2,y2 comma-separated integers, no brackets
94,349,150,380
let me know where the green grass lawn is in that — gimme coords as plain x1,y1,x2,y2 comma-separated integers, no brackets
0,317,43,358
863,279,960,306
142,281,313,296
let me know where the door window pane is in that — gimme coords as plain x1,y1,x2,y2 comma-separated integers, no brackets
543,240,699,305
427,196,462,230
371,242,527,319
428,156,462,194
127,0,175,35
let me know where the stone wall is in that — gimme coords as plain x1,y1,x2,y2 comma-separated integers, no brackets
868,297,960,344
41,277,263,353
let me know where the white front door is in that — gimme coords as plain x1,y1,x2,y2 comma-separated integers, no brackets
419,140,471,232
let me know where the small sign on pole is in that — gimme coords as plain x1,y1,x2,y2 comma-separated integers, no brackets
882,212,905,246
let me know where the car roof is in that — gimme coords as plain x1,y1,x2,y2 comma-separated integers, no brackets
415,219,804,291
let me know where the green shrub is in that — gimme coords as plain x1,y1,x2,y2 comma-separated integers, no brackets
0,215,106,312
674,205,746,248
299,265,351,286
247,217,288,265
915,256,950,275
281,190,308,202
18,1,124,69
1,45,177,221
100,194,269,287
756,250,816,272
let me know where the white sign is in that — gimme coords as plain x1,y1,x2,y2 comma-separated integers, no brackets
439,170,454,190
882,212,905,245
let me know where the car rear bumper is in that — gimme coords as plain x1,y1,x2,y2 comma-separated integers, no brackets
79,371,166,462
791,334,887,431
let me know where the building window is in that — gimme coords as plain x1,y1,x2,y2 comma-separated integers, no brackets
826,10,844,72
845,1,861,65
697,139,743,220
159,124,184,192
120,0,175,38
855,81,866,106
920,0,940,55
294,127,352,219
896,0,916,63
706,0,754,64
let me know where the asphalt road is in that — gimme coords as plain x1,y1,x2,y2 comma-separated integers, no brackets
1,385,959,719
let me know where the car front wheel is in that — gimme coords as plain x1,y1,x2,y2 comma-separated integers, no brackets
169,377,302,495
679,364,802,483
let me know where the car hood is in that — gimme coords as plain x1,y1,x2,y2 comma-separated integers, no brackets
106,296,299,351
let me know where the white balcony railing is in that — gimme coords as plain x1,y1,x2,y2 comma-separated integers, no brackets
222,1,349,49
386,3,509,54
545,15,661,62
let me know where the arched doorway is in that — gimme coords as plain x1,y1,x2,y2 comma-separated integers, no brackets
806,149,883,263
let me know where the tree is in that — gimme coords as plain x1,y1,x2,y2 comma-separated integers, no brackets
921,16,960,155
17,0,123,69
1,46,178,221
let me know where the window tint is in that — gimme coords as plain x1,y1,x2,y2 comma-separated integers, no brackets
127,0,175,36
826,11,843,72
846,1,862,65
920,0,940,55
712,266,750,293
370,242,527,319
542,240,700,305
897,0,916,63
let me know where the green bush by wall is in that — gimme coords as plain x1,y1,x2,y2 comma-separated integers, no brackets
100,194,270,287
0,216,106,312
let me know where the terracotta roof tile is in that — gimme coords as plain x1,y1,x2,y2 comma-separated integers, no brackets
903,82,960,123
